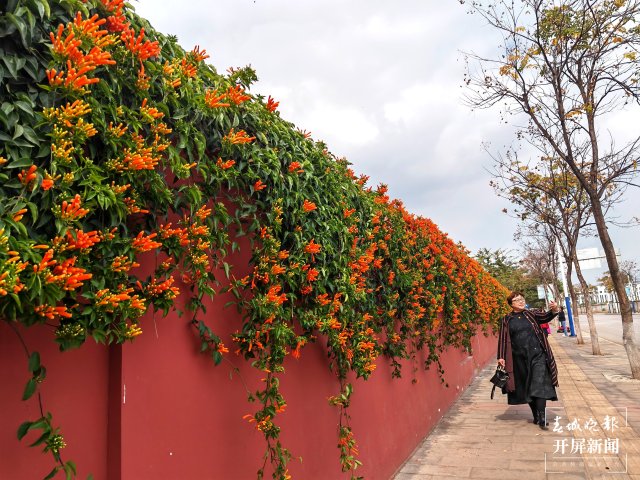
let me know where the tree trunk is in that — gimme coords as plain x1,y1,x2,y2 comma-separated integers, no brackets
573,255,601,355
591,199,640,378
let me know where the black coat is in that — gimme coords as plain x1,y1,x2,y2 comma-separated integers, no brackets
497,308,559,392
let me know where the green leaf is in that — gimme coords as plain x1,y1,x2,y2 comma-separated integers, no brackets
21,125,40,145
43,466,59,480
22,378,37,400
5,13,28,48
12,124,24,140
1,54,26,79
7,290,23,311
26,202,38,223
64,460,77,476
29,431,48,447
212,351,223,365
17,421,33,440
6,157,33,168
28,351,40,373
14,100,34,117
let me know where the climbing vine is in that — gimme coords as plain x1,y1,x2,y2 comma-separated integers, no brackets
0,0,509,478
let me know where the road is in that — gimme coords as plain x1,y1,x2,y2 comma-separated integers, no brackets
567,312,640,347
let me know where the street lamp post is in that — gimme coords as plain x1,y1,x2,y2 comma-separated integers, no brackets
557,248,576,337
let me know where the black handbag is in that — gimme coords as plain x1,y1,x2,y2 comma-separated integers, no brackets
489,365,509,399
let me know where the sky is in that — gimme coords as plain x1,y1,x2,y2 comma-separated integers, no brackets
132,0,639,284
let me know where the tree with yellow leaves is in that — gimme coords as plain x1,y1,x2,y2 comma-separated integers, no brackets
464,0,640,378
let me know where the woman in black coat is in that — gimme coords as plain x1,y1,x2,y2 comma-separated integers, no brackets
497,291,560,430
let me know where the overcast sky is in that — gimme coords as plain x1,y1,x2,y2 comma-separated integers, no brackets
133,0,639,283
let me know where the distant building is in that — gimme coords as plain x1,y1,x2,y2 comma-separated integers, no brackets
577,282,640,314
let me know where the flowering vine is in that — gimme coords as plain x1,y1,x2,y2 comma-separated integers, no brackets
0,1,509,479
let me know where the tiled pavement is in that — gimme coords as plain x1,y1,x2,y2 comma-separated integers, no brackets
393,332,640,479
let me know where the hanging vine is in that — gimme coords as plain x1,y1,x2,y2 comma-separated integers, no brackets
0,0,509,478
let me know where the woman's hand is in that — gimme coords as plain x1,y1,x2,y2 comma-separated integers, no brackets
548,300,560,313
497,358,505,368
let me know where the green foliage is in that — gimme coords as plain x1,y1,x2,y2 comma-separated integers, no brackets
1,1,510,478
474,248,543,308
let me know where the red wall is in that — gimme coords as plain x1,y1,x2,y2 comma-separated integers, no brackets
0,322,109,480
1,292,496,480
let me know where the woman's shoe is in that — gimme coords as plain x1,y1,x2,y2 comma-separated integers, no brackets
538,411,549,430
532,411,539,425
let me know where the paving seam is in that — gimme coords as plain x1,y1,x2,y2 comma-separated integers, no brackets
551,335,638,479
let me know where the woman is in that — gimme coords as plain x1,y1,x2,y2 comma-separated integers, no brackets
557,306,568,335
497,291,560,430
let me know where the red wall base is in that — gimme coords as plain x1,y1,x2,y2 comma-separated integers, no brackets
1,311,496,480
0,322,109,480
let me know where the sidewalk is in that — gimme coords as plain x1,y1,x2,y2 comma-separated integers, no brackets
393,333,640,479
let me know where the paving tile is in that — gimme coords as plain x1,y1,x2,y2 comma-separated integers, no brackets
392,326,640,480
393,473,434,480
400,463,472,476
467,467,548,479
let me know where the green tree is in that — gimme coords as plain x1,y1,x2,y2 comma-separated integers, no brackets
475,248,544,307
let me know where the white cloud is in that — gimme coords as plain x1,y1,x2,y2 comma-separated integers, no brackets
301,104,380,148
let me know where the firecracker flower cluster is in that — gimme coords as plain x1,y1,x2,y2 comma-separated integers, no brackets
0,1,509,479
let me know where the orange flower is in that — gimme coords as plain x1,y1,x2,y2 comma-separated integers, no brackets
291,339,306,359
60,194,89,221
119,146,161,170
288,161,303,173
34,249,57,273
190,45,210,63
316,293,331,306
101,0,125,14
253,180,266,192
226,85,251,105
297,128,312,139
18,165,37,186
224,128,255,145
179,58,197,78
302,200,317,212
195,205,212,221
100,0,128,32
204,89,230,108
131,231,162,253
47,62,100,91
34,304,73,320
47,257,92,290
167,77,181,89
41,177,55,191
278,250,289,260
266,95,279,112
12,208,27,222
111,255,140,273
140,98,164,120
306,267,319,282
66,229,101,250
271,265,286,275
146,276,180,299
265,285,287,306
216,157,235,169
120,27,160,61
304,239,321,255
124,197,149,215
